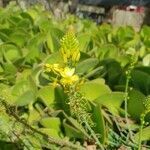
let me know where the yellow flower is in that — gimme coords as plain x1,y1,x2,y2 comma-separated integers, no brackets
44,64,79,86
60,75,79,85
60,67,75,77
52,64,62,73
60,67,79,85
44,63,63,74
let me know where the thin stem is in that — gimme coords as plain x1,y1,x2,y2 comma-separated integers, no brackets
1,99,85,150
67,88,104,149
83,117,104,150
124,76,133,141
124,55,137,142
138,115,145,150
110,129,138,148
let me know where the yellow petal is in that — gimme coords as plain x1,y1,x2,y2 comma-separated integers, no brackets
71,75,79,82
61,67,75,77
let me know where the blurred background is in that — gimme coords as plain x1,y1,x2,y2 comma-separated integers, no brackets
0,0,150,30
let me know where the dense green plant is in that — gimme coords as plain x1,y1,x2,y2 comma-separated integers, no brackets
0,2,150,150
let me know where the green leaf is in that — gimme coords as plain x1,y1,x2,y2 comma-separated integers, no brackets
16,69,32,83
15,90,35,106
63,121,85,138
28,108,41,124
77,33,91,52
27,7,39,20
3,63,17,75
45,27,63,53
143,54,150,66
20,12,34,24
134,126,150,142
44,52,64,64
131,69,150,95
16,19,32,29
11,77,37,106
0,84,16,104
46,32,55,53
12,79,35,97
62,112,90,138
54,86,69,114
116,26,135,45
91,102,106,143
95,92,124,115
2,44,21,62
80,79,111,101
0,29,12,41
140,25,150,39
40,117,61,132
9,31,28,47
76,58,99,75
135,66,150,75
2,63,17,83
25,33,46,63
38,85,55,107
128,89,145,121
98,44,118,60
39,128,61,138
101,59,122,88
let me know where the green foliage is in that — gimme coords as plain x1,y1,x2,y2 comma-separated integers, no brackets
90,103,106,143
127,89,146,121
79,79,111,101
134,126,150,142
0,3,150,149
95,92,125,115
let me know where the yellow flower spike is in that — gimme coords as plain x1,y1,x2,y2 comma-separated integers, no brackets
60,27,80,66
61,50,68,63
76,52,80,62
72,51,80,63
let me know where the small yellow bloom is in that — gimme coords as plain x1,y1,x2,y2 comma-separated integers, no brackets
60,75,79,85
52,64,62,73
60,67,79,85
60,67,75,77
44,64,79,86
71,75,79,82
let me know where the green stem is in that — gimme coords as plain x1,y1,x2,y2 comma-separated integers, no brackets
138,115,145,150
110,129,138,148
1,99,85,150
68,88,104,149
83,117,104,150
124,76,133,141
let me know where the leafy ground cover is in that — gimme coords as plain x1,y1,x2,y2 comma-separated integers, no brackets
0,3,150,150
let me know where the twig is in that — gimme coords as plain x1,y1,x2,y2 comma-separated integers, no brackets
1,99,85,150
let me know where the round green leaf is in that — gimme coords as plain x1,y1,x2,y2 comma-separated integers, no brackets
128,89,145,121
15,90,35,106
80,79,111,101
95,92,124,115
38,85,55,107
40,117,61,132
